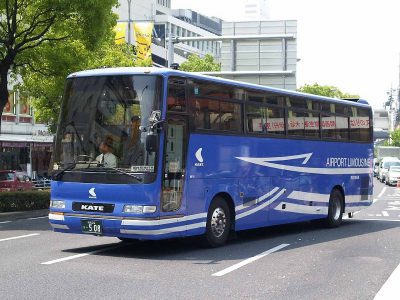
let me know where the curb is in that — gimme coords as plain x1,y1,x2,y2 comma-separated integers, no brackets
0,209,49,222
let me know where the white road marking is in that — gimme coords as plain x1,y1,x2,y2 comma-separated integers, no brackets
377,187,387,199
41,244,123,265
374,262,400,300
27,216,48,220
382,211,389,217
355,219,400,222
0,221,12,224
373,198,378,204
0,233,40,242
376,214,382,217
212,244,290,277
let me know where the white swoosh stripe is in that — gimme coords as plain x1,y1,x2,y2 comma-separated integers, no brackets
236,157,370,175
274,203,328,215
289,191,372,204
121,212,207,226
120,221,206,235
288,191,329,202
237,189,285,220
260,153,312,164
235,187,279,212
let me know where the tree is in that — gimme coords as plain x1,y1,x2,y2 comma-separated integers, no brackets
179,54,221,72
387,129,400,147
298,83,359,99
0,0,118,130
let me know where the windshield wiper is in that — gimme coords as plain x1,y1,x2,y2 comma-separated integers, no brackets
95,165,143,182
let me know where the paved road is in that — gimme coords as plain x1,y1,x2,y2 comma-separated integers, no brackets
0,178,399,299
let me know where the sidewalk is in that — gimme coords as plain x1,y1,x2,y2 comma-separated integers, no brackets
0,209,49,222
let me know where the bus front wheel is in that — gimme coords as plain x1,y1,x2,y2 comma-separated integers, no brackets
324,189,344,228
204,197,231,247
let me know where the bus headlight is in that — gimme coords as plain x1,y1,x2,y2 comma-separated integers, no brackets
50,200,65,209
123,205,157,214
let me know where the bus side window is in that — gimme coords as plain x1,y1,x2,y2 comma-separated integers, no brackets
350,108,371,142
167,78,186,112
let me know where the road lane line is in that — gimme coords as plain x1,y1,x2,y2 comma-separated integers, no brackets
27,216,48,220
41,244,123,265
0,221,12,224
212,244,290,277
377,187,387,199
354,219,400,222
382,211,389,217
374,262,400,299
0,233,40,242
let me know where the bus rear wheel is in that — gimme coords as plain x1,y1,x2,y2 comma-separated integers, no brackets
324,189,344,228
203,197,231,247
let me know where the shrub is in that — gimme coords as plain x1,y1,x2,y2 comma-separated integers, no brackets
0,191,50,212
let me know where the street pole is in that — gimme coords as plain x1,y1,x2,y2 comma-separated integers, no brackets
168,36,174,68
127,0,132,45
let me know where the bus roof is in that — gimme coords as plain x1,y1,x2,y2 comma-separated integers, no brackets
68,67,371,108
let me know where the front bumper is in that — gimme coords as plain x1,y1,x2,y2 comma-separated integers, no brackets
49,212,206,240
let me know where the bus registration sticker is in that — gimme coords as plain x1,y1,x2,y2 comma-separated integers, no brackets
81,220,103,234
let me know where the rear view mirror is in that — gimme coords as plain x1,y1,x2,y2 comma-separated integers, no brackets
146,133,158,153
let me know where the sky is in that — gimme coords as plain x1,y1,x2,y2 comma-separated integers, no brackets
171,0,400,108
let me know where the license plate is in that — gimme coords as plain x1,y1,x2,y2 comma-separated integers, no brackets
81,220,103,234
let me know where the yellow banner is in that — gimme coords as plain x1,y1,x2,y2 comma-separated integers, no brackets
114,22,127,45
134,22,153,62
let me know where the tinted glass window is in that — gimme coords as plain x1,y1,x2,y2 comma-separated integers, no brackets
246,105,284,134
247,91,284,106
287,110,306,136
336,116,349,140
321,115,336,139
193,98,242,132
192,81,235,100
304,112,320,138
350,108,371,142
168,78,186,112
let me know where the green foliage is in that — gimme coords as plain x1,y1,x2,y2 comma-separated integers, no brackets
298,83,359,99
180,54,221,72
0,0,119,127
388,129,400,147
0,191,50,212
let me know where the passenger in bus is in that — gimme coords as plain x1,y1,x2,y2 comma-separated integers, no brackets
122,116,144,166
96,136,117,168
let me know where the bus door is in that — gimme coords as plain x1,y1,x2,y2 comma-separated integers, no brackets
161,116,188,214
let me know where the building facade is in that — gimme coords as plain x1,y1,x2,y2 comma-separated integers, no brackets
1,90,53,178
116,0,222,66
244,0,270,21
219,20,297,90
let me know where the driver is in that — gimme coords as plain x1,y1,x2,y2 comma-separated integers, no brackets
96,136,117,168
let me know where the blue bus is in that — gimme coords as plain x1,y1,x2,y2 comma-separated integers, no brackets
49,67,373,247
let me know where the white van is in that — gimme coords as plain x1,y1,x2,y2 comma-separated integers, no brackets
378,157,400,182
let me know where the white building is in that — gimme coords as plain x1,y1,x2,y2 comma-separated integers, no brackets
116,0,222,66
244,0,270,21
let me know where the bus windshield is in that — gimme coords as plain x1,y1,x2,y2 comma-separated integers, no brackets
53,75,162,174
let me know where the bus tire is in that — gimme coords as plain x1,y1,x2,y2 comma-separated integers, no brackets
203,197,231,247
324,189,343,228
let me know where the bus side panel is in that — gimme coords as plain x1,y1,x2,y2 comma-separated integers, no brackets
186,133,373,233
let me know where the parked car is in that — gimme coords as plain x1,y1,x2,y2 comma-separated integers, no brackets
32,176,51,189
0,170,33,192
373,159,379,177
378,157,400,183
385,166,400,186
